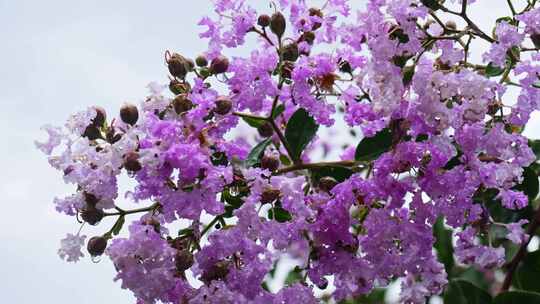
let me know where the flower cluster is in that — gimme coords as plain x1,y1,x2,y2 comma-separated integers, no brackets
37,1,540,303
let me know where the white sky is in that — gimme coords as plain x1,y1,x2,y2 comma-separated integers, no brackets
0,1,538,303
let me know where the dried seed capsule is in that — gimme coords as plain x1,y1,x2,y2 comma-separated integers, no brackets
299,31,316,45
308,8,323,30
281,43,299,62
214,96,232,115
257,122,274,138
92,106,107,127
270,12,286,38
120,103,139,126
319,176,338,192
173,94,193,114
175,250,194,272
123,151,142,172
167,53,190,79
260,188,281,204
87,236,108,256
81,206,104,225
209,55,229,74
200,260,230,284
261,154,280,171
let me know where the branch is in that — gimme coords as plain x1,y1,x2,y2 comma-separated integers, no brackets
275,160,362,175
500,201,540,292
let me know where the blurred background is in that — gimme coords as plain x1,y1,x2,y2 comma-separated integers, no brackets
0,0,538,303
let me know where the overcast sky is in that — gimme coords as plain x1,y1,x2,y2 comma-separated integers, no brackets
1,1,539,303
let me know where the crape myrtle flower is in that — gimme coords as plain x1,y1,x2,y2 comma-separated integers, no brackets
36,0,540,303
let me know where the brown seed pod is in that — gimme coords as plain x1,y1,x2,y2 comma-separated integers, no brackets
209,55,229,74
87,236,108,256
214,96,232,115
270,12,286,38
120,103,139,126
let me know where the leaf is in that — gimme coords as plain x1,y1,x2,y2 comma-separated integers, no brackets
443,279,492,304
420,0,442,10
284,108,319,161
284,266,303,286
433,216,455,274
485,63,505,77
311,166,353,183
529,140,540,160
493,291,540,304
111,215,125,236
513,166,539,201
340,288,386,304
514,250,540,293
268,202,292,223
355,128,393,162
456,268,489,291
533,81,540,89
245,138,272,167
402,65,415,86
242,116,267,128
272,104,285,119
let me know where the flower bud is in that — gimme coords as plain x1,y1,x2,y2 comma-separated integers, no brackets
308,8,323,30
175,250,194,272
84,192,99,207
81,206,104,225
261,153,280,171
167,53,190,79
214,96,232,115
299,31,316,45
258,14,271,27
200,260,230,284
281,43,299,62
120,103,139,126
123,151,142,172
210,55,229,74
270,12,286,38
87,236,108,256
195,55,208,67
445,20,457,31
257,122,274,137
169,79,191,95
83,125,102,140
319,176,338,192
260,188,281,204
173,94,193,114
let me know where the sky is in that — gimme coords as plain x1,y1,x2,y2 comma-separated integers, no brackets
0,1,538,303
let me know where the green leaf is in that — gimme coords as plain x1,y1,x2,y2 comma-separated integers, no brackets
268,203,292,223
420,0,441,10
272,104,285,119
311,166,353,183
285,108,319,161
355,128,393,162
529,140,540,160
242,116,267,128
433,216,455,274
485,63,505,77
340,288,386,303
443,279,492,304
402,65,415,86
245,138,272,167
279,154,292,166
284,266,303,286
456,268,489,291
111,215,125,236
514,250,540,293
493,291,540,304
533,81,540,89
513,166,539,201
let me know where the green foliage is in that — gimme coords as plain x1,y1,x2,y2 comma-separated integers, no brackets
433,216,455,273
285,108,319,161
443,279,492,304
355,128,393,162
514,250,540,293
493,291,540,304
245,138,272,167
